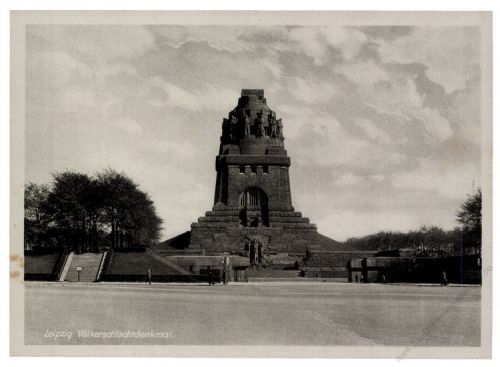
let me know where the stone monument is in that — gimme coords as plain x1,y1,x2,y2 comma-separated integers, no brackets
189,89,320,263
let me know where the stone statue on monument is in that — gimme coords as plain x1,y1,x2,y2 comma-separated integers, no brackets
276,118,283,140
221,118,230,142
244,114,252,138
229,115,238,141
268,113,277,138
256,113,266,137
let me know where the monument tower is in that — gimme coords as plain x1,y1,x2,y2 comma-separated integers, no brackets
189,89,320,263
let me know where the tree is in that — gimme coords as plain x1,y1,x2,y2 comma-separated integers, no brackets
345,226,455,254
44,172,96,253
96,169,163,249
25,169,164,252
24,182,51,250
457,189,482,254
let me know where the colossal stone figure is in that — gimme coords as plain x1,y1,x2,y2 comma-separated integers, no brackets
276,118,283,140
255,114,266,137
244,114,251,138
229,115,238,141
268,113,277,138
221,118,230,143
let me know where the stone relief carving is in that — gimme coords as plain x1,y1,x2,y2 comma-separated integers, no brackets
220,107,283,142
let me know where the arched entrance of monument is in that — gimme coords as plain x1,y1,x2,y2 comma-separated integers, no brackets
238,187,269,227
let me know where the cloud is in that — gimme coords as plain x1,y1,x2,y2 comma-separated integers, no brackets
261,59,283,79
98,63,138,78
354,118,392,145
357,26,414,41
377,27,480,93
289,120,407,174
408,107,453,141
29,25,157,61
335,173,364,187
286,77,340,105
335,59,388,85
444,78,481,144
335,59,455,145
320,210,421,241
147,76,238,112
112,118,143,134
151,26,258,53
370,174,385,183
155,140,197,160
26,51,91,89
285,26,367,64
391,157,479,200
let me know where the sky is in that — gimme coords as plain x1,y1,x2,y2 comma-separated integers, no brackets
25,25,482,241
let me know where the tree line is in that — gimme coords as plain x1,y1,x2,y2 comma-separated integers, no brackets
345,190,482,255
24,169,163,253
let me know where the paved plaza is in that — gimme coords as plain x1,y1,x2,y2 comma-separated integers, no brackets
25,282,481,346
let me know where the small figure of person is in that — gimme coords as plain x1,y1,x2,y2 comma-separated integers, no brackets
147,268,152,285
207,267,213,286
223,255,229,285
381,274,386,284
441,270,448,286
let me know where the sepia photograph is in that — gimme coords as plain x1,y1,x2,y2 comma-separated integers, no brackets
9,10,492,358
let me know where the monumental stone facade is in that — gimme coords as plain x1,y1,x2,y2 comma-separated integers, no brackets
188,89,321,265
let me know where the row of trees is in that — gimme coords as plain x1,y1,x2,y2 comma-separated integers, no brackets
24,169,163,253
345,190,482,255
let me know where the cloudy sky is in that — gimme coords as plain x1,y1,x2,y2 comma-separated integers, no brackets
25,25,481,241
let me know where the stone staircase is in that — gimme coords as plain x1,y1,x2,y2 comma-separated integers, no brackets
63,252,104,282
